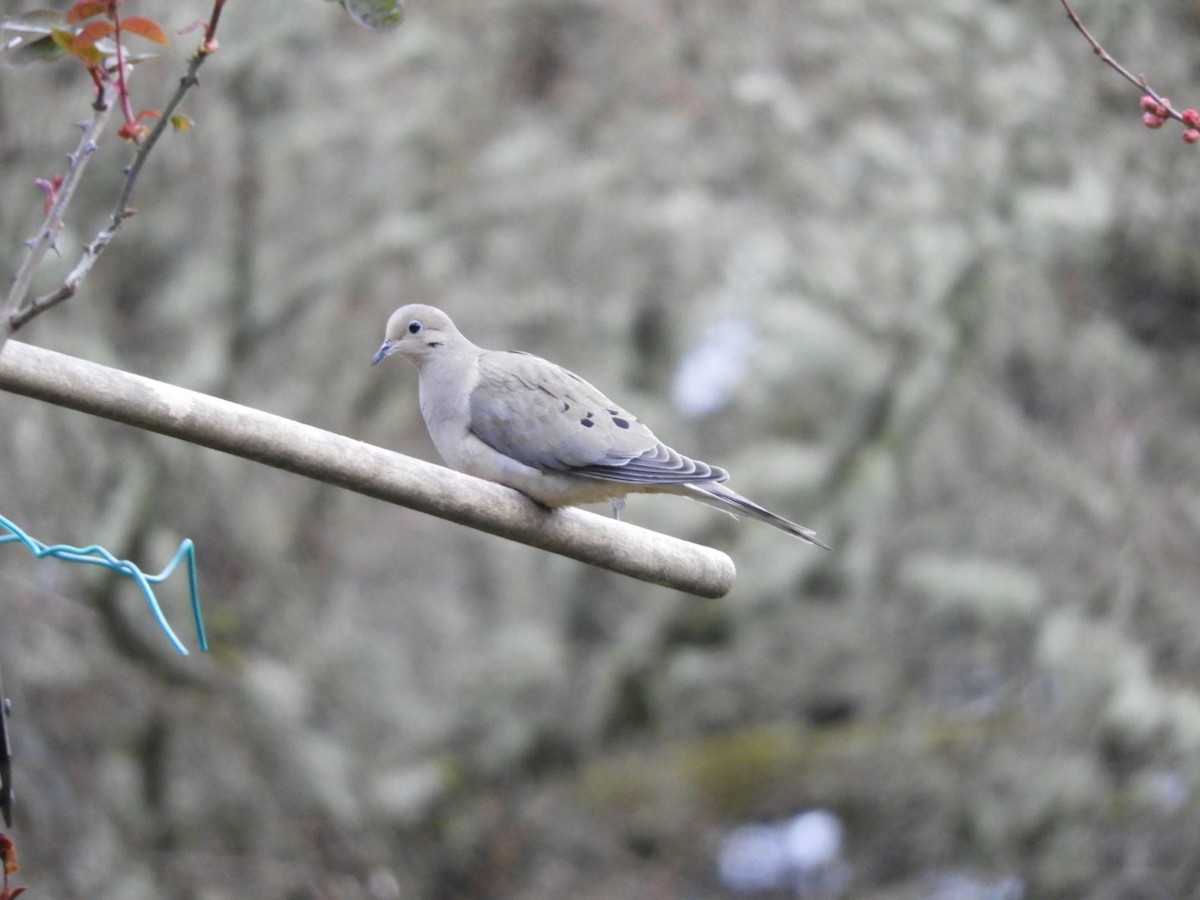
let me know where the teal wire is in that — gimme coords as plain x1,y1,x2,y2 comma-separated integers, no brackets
0,514,207,655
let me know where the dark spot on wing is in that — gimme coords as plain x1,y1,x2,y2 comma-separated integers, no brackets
561,401,570,412
580,417,595,428
611,416,630,429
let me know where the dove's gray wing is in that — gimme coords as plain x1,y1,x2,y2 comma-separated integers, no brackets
468,350,727,485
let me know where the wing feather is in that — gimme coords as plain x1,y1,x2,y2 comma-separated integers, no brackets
468,350,725,485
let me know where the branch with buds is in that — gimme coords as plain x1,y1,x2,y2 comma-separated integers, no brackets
1059,0,1200,143
0,1,226,353
0,0,408,353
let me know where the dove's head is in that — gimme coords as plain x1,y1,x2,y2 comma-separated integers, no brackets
371,304,465,368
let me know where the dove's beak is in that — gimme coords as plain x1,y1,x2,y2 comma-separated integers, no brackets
370,340,396,366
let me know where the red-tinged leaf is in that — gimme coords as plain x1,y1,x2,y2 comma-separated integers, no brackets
71,19,113,52
0,833,16,874
121,16,169,45
65,1,111,25
0,887,28,900
135,108,160,122
117,120,151,142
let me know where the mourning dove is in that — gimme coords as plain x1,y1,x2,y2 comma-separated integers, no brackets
371,305,828,548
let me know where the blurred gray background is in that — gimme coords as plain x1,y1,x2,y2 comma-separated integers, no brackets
3,0,1200,896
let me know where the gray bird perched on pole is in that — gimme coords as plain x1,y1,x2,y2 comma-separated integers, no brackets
371,305,829,548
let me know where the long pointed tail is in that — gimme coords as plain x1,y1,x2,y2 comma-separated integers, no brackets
685,482,831,549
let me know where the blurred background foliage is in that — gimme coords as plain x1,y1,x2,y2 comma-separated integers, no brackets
3,0,1200,896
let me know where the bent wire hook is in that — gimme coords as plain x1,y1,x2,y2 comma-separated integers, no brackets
0,514,210,827
0,514,206,656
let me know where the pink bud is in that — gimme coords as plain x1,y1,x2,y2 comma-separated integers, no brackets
1142,112,1166,128
1183,129,1200,143
1140,95,1169,117
1182,109,1200,128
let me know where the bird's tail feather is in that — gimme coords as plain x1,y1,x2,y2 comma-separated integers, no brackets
685,482,830,549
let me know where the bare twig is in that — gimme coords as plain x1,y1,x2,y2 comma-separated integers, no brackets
1,83,118,345
111,8,136,128
204,0,227,47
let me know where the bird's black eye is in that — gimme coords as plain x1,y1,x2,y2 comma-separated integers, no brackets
408,320,422,334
